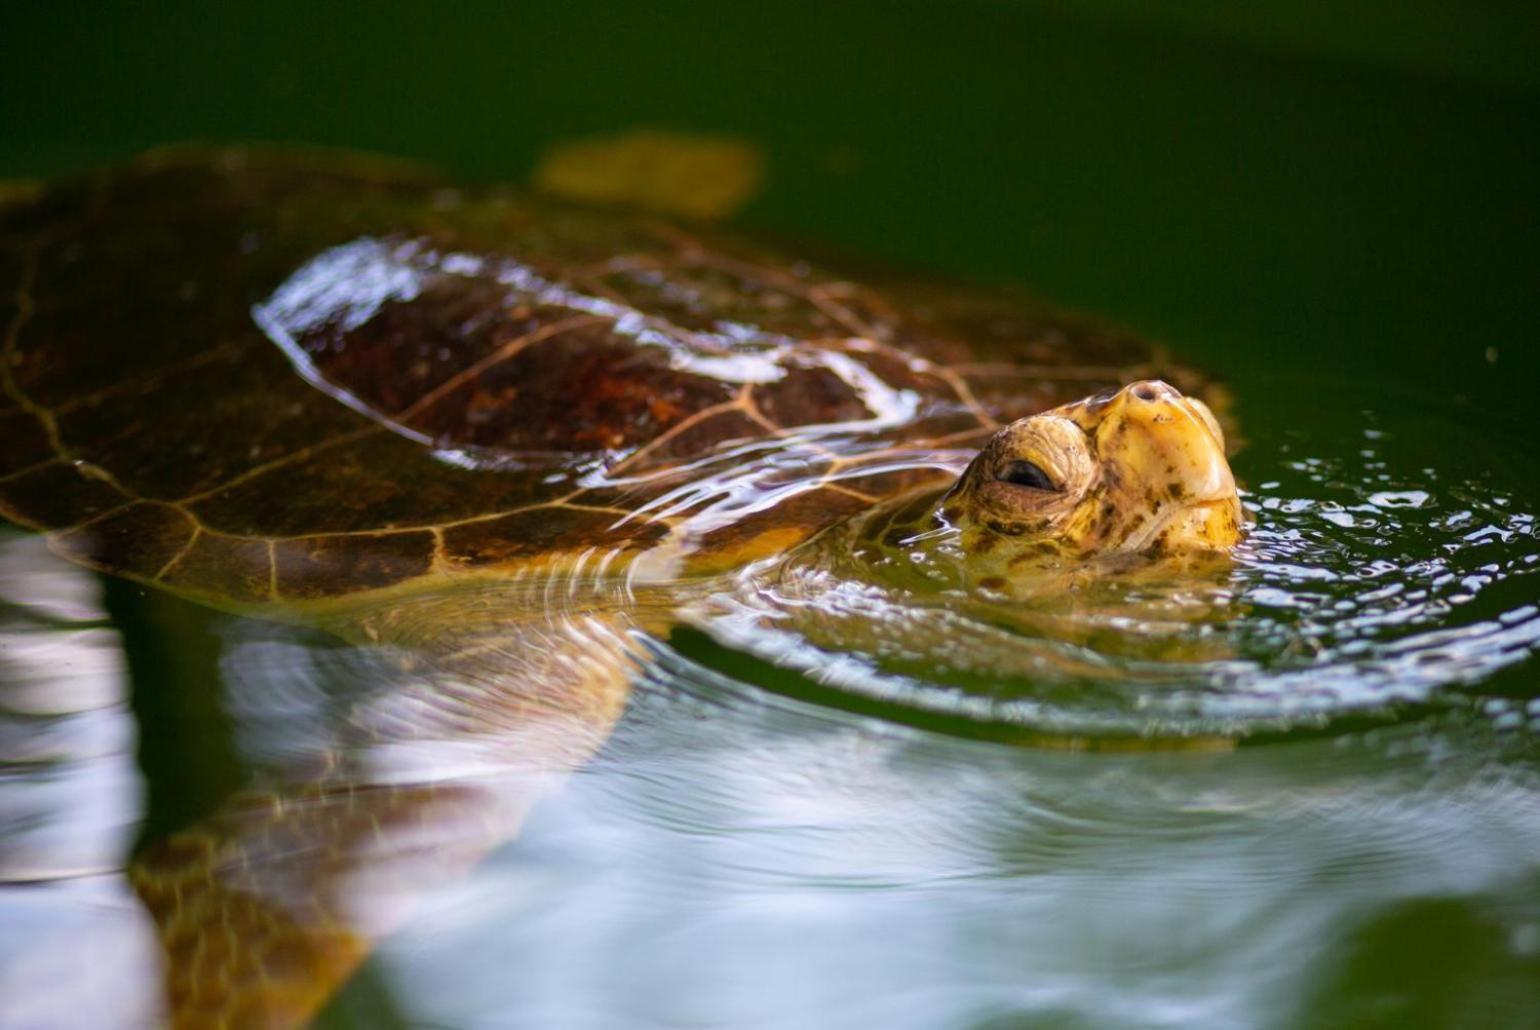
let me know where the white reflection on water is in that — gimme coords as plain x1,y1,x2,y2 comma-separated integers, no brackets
0,533,161,1028
374,650,1540,1030
0,390,1537,1028
0,534,140,882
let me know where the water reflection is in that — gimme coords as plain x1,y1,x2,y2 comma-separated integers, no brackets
0,533,139,882
701,390,1540,738
0,533,160,1027
380,651,1540,1029
0,386,1538,1028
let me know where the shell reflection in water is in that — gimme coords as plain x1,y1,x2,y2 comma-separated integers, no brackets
0,533,160,1026
1,384,1539,1027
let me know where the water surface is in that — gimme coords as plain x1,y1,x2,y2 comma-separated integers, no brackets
2,3,1539,1025
2,374,1538,1028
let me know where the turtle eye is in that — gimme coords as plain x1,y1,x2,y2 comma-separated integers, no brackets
996,460,1057,491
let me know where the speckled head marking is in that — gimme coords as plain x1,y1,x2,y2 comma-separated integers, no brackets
940,380,1242,575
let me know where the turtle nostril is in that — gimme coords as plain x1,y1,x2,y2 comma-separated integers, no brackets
1131,383,1159,402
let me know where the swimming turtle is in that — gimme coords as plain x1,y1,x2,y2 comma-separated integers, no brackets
0,148,1241,1027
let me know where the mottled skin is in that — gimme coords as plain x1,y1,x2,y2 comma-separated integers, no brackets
0,149,1240,1027
943,379,1241,595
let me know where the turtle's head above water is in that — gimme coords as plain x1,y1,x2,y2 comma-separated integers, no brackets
941,381,1243,576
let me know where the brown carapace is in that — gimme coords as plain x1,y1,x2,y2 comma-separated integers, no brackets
0,148,1240,1027
0,147,1230,612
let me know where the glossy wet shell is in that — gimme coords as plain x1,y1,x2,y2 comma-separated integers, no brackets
0,148,1195,610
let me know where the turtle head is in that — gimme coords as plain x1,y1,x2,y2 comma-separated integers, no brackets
942,381,1242,576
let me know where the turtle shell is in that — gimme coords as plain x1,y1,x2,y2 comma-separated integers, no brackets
0,148,1191,610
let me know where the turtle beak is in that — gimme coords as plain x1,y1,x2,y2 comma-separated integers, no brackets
1089,381,1243,553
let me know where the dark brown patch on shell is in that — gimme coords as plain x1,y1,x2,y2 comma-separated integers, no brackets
274,532,435,599
442,327,732,453
631,408,765,467
694,486,869,556
188,434,560,538
17,197,291,410
0,462,127,529
752,366,871,427
51,502,195,577
442,506,668,567
0,410,52,468
56,351,364,500
594,261,834,340
965,374,1108,427
161,534,274,605
298,266,536,419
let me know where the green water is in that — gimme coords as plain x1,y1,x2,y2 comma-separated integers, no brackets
3,2,1540,1027
690,380,1540,743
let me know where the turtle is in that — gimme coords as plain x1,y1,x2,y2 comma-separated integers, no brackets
0,147,1242,1028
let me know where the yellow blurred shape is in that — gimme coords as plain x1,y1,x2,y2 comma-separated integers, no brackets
0,179,43,209
533,130,763,221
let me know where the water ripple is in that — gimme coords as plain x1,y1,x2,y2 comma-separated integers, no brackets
694,393,1540,739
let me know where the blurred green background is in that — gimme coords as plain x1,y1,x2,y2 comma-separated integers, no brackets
3,0,1538,416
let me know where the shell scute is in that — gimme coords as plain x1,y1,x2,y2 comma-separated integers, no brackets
442,505,670,570
591,257,834,341
0,461,128,530
0,410,52,469
273,532,436,600
56,352,362,501
752,364,878,428
160,534,274,605
685,485,874,572
185,433,562,539
52,501,196,579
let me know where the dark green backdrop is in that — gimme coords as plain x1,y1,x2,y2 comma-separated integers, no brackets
4,1,1537,417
